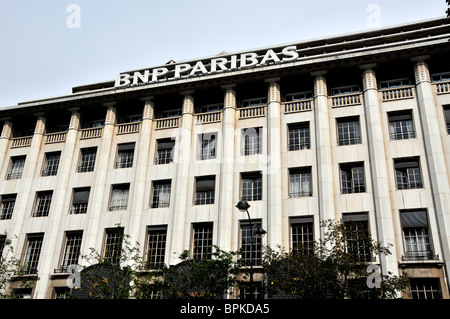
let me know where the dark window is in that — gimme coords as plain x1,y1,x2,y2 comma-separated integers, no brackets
198,133,217,160
0,194,16,220
33,191,52,217
42,152,61,176
59,231,83,272
77,148,97,173
242,127,262,155
289,167,312,197
104,228,124,265
241,172,262,201
7,156,26,180
115,143,135,168
70,188,90,214
151,180,171,208
192,222,213,260
288,122,310,151
343,213,372,262
340,162,365,194
240,220,263,266
146,226,167,269
109,184,129,211
155,138,174,164
194,176,215,205
410,278,442,299
388,110,415,140
400,210,434,260
290,217,314,253
394,157,423,190
23,234,44,274
337,117,361,146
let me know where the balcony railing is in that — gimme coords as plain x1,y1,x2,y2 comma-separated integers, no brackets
195,111,222,124
331,93,362,107
10,136,33,148
117,122,141,135
239,105,266,119
283,99,313,113
155,116,180,130
80,127,103,139
44,131,67,144
435,80,450,94
380,86,414,101
401,251,439,261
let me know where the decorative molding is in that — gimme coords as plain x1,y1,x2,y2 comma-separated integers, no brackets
312,71,328,97
362,68,378,91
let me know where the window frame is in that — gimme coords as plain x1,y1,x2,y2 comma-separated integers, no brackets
288,122,310,151
340,162,366,194
336,116,361,146
241,172,262,201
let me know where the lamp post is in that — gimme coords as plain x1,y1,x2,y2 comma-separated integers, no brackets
236,199,267,299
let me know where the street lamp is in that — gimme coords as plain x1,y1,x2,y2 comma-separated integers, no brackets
236,199,267,299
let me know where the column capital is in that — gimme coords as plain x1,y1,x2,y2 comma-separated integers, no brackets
67,107,80,113
140,95,154,102
311,70,327,77
180,89,194,96
359,63,377,70
265,77,280,83
221,83,236,90
411,55,430,63
103,101,116,107
413,56,431,84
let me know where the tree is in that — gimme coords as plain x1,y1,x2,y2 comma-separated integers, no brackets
159,247,242,299
263,219,409,299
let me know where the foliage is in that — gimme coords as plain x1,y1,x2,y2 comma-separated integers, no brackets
158,247,242,299
263,219,409,299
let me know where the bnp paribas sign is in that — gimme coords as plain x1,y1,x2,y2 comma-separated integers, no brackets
114,45,299,87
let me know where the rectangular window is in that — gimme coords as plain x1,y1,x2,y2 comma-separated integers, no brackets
290,216,314,253
242,97,267,107
77,147,97,173
109,184,129,211
146,226,167,269
194,176,215,205
41,152,61,176
343,213,372,262
331,85,361,96
197,132,217,160
400,210,434,260
340,162,365,194
285,91,313,101
241,172,262,201
192,222,213,261
151,180,171,208
22,233,44,274
0,194,16,220
58,231,83,272
288,122,310,151
289,167,312,198
115,143,135,168
7,156,26,180
443,105,450,135
33,191,53,217
104,227,124,265
388,110,415,140
240,220,263,266
155,138,174,164
394,157,423,190
242,127,262,155
70,188,90,214
337,117,361,146
410,278,442,299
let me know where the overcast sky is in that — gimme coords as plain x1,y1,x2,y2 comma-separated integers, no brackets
0,0,447,107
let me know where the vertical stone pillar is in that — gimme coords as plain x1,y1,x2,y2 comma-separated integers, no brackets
312,71,335,233
413,55,450,285
35,108,81,298
170,91,194,264
0,119,13,171
265,77,283,248
360,64,399,277
84,102,117,254
127,97,154,247
23,113,45,178
218,84,236,252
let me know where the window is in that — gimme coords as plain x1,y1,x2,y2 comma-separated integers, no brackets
241,172,262,201
379,78,411,89
160,109,181,118
41,152,61,176
340,162,365,194
337,117,361,146
124,114,142,123
58,231,83,272
197,132,217,160
290,217,314,253
288,122,310,151
0,194,16,220
151,180,171,208
104,227,124,265
194,176,215,205
388,110,415,140
242,127,262,155
192,222,213,260
70,188,90,214
289,167,312,197
285,91,313,101
242,97,267,107
77,147,97,173
410,278,442,299
115,143,135,168
109,184,129,211
443,105,450,134
54,287,71,299
394,157,423,190
155,138,174,164
146,226,167,269
22,233,44,274
7,156,26,180
343,213,372,262
331,85,360,96
400,210,434,260
431,72,450,82
240,220,263,266
200,103,223,113
33,191,52,217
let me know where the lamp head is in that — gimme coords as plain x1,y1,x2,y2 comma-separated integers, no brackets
236,199,250,211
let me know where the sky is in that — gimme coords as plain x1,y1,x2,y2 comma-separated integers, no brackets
0,0,447,107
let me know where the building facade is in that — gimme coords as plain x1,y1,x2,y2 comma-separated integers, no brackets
0,17,449,299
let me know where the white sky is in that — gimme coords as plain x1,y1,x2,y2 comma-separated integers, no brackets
0,0,447,107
